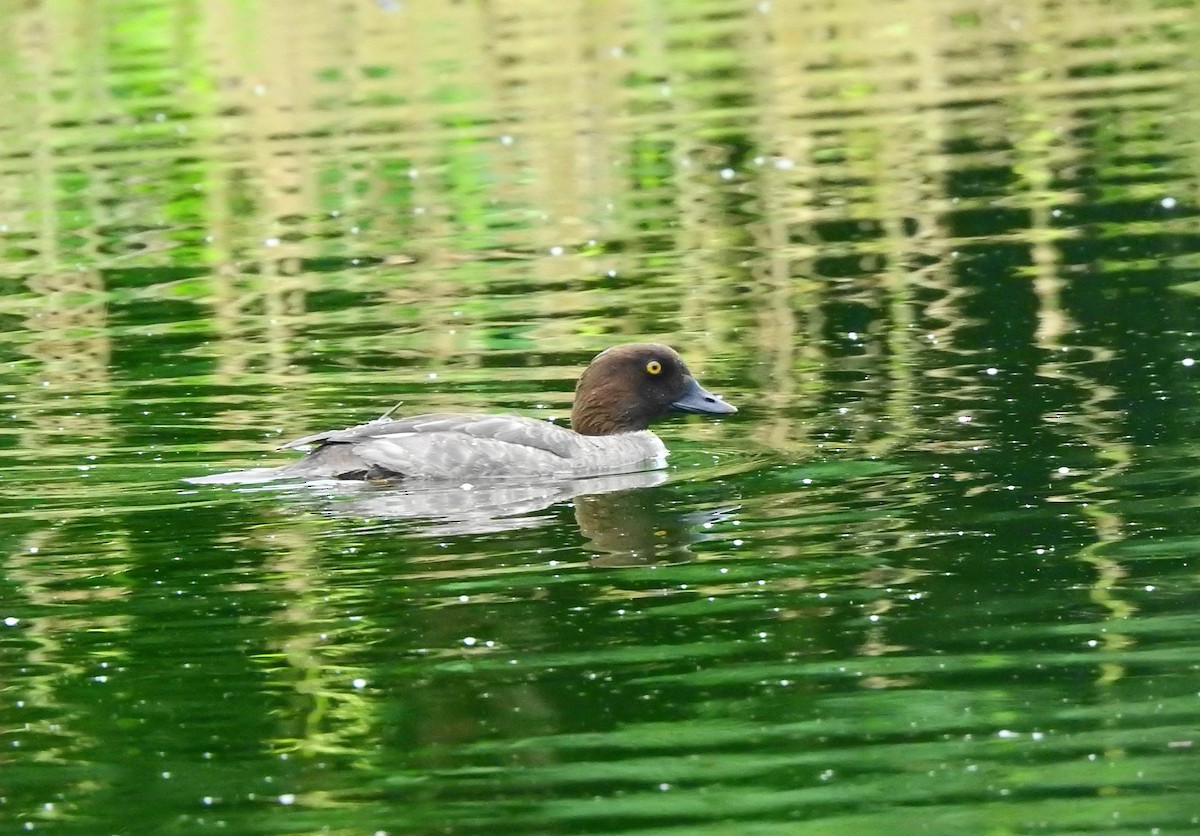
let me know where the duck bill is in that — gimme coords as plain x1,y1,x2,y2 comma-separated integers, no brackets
670,376,737,415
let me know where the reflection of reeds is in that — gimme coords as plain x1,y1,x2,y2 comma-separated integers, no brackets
2,0,1196,779
248,524,385,759
9,260,127,807
1,6,1183,524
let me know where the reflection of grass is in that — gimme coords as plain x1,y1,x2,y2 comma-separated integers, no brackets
3,2,1184,537
3,3,1199,827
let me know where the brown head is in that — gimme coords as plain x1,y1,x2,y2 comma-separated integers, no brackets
570,343,737,435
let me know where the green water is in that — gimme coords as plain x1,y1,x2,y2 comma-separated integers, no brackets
4,0,1200,833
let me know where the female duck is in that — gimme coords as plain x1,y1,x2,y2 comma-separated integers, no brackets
190,343,735,483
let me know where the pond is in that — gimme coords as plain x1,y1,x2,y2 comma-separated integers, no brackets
3,0,1200,832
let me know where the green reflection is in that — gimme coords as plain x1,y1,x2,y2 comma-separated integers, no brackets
3,0,1200,833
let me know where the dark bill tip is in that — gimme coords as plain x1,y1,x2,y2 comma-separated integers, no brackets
671,376,737,415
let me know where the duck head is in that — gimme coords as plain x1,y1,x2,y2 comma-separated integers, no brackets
571,343,737,436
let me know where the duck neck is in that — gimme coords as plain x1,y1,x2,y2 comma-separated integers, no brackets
571,379,649,436
572,403,633,436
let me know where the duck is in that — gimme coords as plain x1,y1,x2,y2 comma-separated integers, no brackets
187,343,736,484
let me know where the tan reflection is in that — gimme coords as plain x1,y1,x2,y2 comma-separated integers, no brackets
1007,2,1135,683
8,280,127,816
1,8,133,827
741,0,973,457
249,522,381,760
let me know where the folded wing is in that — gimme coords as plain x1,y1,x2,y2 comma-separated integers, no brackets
278,413,603,480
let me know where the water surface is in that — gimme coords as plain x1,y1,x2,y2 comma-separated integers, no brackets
3,0,1200,833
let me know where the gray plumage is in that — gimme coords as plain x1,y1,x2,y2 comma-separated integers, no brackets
186,343,734,486
188,412,668,484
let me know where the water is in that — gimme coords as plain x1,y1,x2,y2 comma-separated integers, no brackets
3,0,1200,832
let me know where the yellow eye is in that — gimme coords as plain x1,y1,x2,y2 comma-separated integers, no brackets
646,360,662,375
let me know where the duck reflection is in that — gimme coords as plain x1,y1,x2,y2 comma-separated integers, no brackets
292,469,731,565
575,486,736,566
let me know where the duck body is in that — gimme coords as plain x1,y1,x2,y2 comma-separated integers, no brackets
188,343,734,485
272,412,668,480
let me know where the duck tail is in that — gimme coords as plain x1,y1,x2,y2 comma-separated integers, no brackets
183,466,294,485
